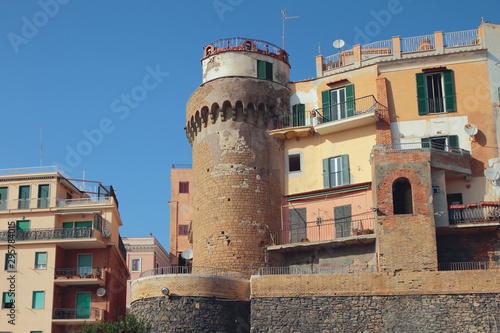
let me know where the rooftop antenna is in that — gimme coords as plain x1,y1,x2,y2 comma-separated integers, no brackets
34,126,47,171
281,9,299,50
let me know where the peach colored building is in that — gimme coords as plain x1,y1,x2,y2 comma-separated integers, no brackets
168,165,193,266
122,235,169,310
0,166,129,333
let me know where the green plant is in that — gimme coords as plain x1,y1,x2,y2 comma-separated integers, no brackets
77,313,151,333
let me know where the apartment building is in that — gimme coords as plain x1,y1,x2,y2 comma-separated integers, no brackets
168,165,193,266
0,167,129,333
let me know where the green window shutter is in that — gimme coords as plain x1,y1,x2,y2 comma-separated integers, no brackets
257,60,266,79
323,158,330,188
266,61,273,81
421,137,430,148
448,135,459,149
341,155,350,185
292,104,298,126
62,222,74,228
32,291,45,309
0,187,7,200
416,73,428,115
38,184,49,198
321,90,331,123
75,221,92,228
35,252,47,266
17,220,30,231
19,185,30,199
3,292,14,306
345,84,355,117
443,70,456,112
299,104,305,126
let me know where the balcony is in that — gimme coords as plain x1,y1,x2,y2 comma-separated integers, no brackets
0,196,114,212
52,307,103,325
54,267,105,286
257,264,378,276
270,95,380,139
269,212,375,251
448,202,500,226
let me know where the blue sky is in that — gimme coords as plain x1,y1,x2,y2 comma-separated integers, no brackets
1,0,499,251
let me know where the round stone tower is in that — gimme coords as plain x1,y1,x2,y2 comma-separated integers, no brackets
185,38,290,273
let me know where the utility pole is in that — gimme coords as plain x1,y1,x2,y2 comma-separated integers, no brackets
281,9,299,50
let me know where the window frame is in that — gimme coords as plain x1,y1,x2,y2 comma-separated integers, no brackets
2,292,14,309
323,155,350,189
0,186,7,210
416,70,456,115
32,291,45,309
4,253,16,271
37,184,50,208
179,181,189,194
35,252,47,270
421,135,459,151
18,185,30,209
321,84,355,123
257,60,273,81
178,224,189,236
131,258,141,272
292,103,305,126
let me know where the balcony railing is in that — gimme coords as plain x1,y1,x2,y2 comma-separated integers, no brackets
449,202,500,225
384,142,469,155
140,266,250,279
438,261,497,271
53,307,102,320
57,196,112,207
0,166,71,178
0,227,98,242
118,235,127,261
443,29,480,48
55,267,104,279
0,197,113,211
322,51,355,71
270,212,375,246
203,37,288,64
257,264,377,276
273,95,379,130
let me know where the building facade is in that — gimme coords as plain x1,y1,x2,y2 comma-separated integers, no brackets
131,22,500,332
168,165,193,266
122,235,169,310
0,167,129,333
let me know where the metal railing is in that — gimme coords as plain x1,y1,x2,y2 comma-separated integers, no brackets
361,40,393,60
401,34,435,53
0,198,55,210
0,166,71,179
443,29,480,48
53,307,101,320
140,266,250,279
257,264,377,276
270,212,375,246
385,142,469,155
55,267,104,278
57,196,112,207
204,37,287,59
0,227,96,242
172,164,192,169
273,95,379,130
118,235,127,261
438,261,496,271
322,51,354,71
449,203,500,224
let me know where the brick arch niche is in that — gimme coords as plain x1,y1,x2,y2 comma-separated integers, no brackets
377,167,429,216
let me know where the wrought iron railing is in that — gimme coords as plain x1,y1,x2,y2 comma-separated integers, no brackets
53,307,102,320
449,202,500,224
139,266,250,279
203,37,287,61
273,95,379,130
270,212,375,246
0,227,96,242
443,29,480,48
55,267,104,279
118,235,127,261
257,264,377,276
438,261,497,271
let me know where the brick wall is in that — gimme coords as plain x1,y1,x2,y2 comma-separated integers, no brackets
375,76,392,145
437,232,500,263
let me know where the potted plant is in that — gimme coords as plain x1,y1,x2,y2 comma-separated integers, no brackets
352,228,361,236
95,268,102,279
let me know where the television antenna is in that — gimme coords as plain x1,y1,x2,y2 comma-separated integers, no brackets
281,9,299,50
34,125,48,171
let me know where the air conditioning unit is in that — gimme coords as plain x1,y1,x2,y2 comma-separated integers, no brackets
316,216,323,226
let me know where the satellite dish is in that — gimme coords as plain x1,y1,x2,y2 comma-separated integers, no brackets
161,287,170,296
485,168,499,181
464,123,478,136
96,288,106,297
333,39,345,49
181,248,193,260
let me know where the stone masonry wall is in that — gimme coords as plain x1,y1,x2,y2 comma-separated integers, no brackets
251,294,500,332
131,296,250,333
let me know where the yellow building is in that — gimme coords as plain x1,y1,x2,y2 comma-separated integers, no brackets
0,166,129,333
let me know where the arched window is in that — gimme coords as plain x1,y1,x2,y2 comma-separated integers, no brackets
393,177,413,214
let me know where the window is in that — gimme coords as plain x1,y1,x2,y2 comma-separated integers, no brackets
421,135,459,151
32,291,45,309
289,208,307,243
178,225,189,235
335,205,352,238
179,181,189,194
2,292,14,309
288,154,301,173
131,258,141,272
257,60,273,80
37,184,49,208
323,155,349,188
292,104,305,126
5,253,16,271
18,185,30,209
66,192,72,200
16,220,30,231
321,84,355,123
393,178,413,215
416,70,456,114
35,252,47,269
31,331,42,333
0,187,7,210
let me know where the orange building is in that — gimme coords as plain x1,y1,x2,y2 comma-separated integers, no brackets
122,235,169,310
0,166,129,333
168,165,193,266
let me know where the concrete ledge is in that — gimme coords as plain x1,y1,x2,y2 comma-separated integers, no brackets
250,269,500,298
131,274,250,301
